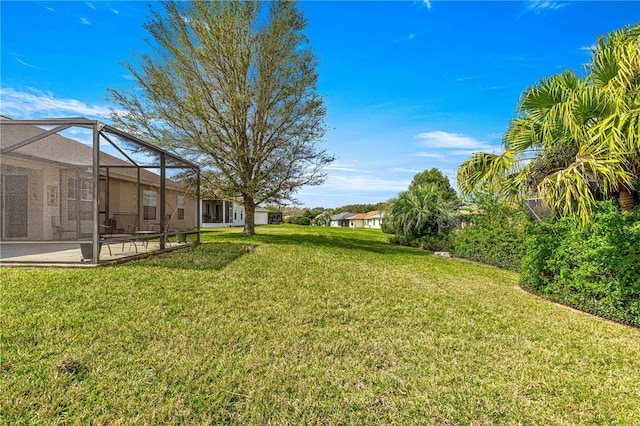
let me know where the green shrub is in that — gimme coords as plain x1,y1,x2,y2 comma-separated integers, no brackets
380,219,395,234
449,200,528,272
418,235,450,251
521,201,640,327
295,216,311,226
285,215,311,225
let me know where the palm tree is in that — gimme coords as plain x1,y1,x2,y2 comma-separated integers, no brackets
387,184,457,241
457,24,639,228
585,24,640,211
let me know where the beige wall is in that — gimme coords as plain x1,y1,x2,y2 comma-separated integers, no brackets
106,175,197,232
1,155,197,241
349,219,365,228
2,157,61,240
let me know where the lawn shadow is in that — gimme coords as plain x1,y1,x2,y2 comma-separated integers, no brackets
220,230,431,258
134,242,250,271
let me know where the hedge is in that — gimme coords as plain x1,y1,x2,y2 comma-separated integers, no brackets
449,201,528,272
521,201,640,327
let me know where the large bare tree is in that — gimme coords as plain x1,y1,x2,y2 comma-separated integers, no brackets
108,0,333,235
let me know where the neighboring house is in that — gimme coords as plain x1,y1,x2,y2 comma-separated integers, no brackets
255,206,269,225
330,212,353,227
200,200,269,227
268,210,283,224
0,117,198,242
200,199,245,228
457,208,475,229
363,210,385,228
347,211,385,229
347,213,367,229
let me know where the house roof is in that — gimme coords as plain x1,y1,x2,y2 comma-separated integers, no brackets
363,210,384,219
0,117,197,168
348,211,384,220
331,212,354,220
348,213,368,220
0,117,193,189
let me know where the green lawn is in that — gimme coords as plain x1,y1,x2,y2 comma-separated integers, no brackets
2,226,639,425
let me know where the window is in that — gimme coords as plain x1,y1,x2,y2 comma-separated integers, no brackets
67,177,92,221
177,195,185,220
81,179,92,201
67,178,77,200
143,190,157,220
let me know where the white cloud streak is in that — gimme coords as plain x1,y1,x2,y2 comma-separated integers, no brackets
328,175,410,193
80,17,91,25
15,58,38,69
326,165,361,173
414,152,446,160
390,167,421,174
0,88,118,119
520,0,566,17
325,161,365,173
580,45,595,54
415,131,496,151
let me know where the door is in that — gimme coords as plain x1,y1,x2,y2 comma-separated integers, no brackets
3,175,29,239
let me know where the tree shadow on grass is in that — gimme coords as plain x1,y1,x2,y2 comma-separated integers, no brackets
135,242,250,271
139,230,433,271
221,231,431,258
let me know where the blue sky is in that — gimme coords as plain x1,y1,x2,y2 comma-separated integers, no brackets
1,1,638,208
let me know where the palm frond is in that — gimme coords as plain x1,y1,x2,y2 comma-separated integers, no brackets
456,150,523,197
539,156,632,229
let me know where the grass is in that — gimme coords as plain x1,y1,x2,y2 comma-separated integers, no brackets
2,225,639,425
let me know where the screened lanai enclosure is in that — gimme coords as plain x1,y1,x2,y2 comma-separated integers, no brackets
0,117,200,265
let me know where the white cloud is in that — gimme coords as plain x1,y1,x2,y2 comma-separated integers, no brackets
580,44,595,55
423,0,432,9
80,17,91,25
15,58,38,69
414,152,446,160
85,2,96,11
415,131,495,150
111,9,120,15
326,165,361,173
328,175,410,193
523,1,566,15
325,161,364,173
0,88,118,119
391,167,421,174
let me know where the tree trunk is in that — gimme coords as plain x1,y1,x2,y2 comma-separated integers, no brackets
243,198,256,236
618,185,637,212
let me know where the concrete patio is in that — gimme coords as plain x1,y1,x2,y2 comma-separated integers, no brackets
0,240,193,266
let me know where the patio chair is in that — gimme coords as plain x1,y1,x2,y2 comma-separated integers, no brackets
147,215,175,247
